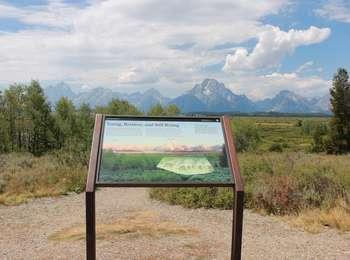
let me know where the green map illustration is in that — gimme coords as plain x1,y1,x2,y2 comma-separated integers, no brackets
157,156,214,175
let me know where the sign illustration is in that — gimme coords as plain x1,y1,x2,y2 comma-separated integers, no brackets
98,118,232,184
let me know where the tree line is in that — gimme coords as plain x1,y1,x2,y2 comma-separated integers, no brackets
0,67,349,157
0,81,180,157
310,68,350,154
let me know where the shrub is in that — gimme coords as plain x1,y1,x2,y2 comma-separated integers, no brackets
150,152,350,216
0,153,86,205
250,175,301,214
298,170,345,208
269,143,283,152
296,120,302,127
310,124,330,153
231,120,261,152
274,138,289,148
149,187,233,209
53,141,90,167
301,120,329,136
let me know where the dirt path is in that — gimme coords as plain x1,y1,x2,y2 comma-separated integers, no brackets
0,188,349,259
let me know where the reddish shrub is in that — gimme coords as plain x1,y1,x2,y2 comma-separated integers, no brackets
251,175,301,215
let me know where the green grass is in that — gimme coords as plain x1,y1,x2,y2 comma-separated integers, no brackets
231,117,329,151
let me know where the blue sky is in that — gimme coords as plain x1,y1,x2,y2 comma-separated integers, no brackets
0,0,349,99
263,1,350,79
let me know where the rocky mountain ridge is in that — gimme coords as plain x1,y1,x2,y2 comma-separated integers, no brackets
44,79,330,114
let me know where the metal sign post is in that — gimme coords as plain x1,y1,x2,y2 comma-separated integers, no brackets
85,114,244,260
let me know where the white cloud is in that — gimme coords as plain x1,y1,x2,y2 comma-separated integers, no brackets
223,26,331,72
295,60,314,73
1,0,287,87
315,0,350,23
226,72,330,100
0,0,332,99
222,57,329,100
117,66,159,84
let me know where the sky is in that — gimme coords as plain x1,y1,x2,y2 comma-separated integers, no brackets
0,0,349,100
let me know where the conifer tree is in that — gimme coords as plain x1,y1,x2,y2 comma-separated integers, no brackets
25,80,55,155
76,103,94,151
328,68,350,153
54,97,77,148
0,91,10,152
3,84,26,152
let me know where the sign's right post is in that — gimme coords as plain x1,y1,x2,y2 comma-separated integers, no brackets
222,116,244,260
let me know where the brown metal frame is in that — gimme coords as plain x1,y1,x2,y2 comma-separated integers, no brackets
222,115,244,259
85,114,244,260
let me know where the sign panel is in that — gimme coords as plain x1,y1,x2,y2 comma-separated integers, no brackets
98,117,232,184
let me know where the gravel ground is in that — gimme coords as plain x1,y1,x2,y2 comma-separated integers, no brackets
0,188,350,259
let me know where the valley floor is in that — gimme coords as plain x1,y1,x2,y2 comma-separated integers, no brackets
0,188,349,259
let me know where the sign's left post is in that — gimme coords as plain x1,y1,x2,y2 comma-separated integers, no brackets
86,191,95,260
85,114,103,260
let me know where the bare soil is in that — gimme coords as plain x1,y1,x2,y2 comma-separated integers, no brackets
0,188,350,259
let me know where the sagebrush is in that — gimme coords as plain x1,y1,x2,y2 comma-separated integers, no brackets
150,152,350,215
0,153,86,205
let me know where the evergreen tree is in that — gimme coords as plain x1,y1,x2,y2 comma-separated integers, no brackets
54,97,77,149
3,84,26,152
76,103,94,151
328,68,350,154
53,99,94,165
0,91,10,152
25,80,56,156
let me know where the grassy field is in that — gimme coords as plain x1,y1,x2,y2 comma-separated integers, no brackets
231,116,329,152
0,153,86,205
1,116,350,232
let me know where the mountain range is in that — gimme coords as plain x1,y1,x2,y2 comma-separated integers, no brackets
44,79,331,114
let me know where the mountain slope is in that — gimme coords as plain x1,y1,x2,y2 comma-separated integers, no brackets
168,94,207,113
187,79,255,112
45,82,76,105
309,93,330,113
126,88,170,111
44,80,331,114
73,87,121,107
255,90,314,113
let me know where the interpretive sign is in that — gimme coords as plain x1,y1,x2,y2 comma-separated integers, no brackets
98,118,232,184
86,115,244,260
